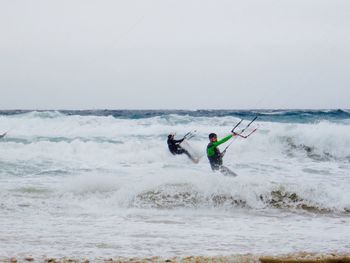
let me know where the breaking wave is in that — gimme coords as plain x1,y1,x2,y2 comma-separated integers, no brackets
1,110,349,215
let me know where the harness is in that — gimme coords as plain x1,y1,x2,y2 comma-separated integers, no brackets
207,142,222,170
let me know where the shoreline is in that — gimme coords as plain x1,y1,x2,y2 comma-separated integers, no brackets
2,253,350,263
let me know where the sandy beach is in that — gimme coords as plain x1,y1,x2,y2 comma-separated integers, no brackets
2,253,350,263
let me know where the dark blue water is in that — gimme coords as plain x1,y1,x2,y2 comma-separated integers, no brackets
0,109,349,123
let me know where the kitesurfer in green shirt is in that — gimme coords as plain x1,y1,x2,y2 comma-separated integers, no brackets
207,132,238,176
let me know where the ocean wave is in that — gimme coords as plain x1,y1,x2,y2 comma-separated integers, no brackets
283,137,350,162
51,174,350,215
1,109,349,123
0,136,123,145
6,180,347,215
131,183,350,214
1,119,350,179
1,110,350,216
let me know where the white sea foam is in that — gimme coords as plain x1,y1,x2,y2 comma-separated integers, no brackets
0,113,349,259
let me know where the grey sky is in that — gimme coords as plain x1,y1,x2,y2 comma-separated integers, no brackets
0,0,349,109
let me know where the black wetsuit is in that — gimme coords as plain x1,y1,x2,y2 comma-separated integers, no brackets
167,137,186,155
207,142,223,171
206,134,233,171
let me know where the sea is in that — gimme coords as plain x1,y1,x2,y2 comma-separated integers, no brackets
0,109,349,261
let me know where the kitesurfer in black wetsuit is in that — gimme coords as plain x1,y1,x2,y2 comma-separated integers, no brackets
167,134,198,163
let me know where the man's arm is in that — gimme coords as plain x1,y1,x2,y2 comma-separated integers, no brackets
174,138,184,144
212,134,233,147
207,134,234,156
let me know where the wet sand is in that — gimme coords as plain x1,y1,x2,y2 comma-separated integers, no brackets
1,253,350,263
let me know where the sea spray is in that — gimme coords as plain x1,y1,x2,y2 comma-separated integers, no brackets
0,110,349,259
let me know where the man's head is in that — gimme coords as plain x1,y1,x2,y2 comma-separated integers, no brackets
168,134,174,140
209,133,217,142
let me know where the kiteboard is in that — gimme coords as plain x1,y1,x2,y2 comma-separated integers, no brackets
219,165,238,177
180,140,203,164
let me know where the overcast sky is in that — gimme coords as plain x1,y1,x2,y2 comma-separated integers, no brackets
0,0,349,109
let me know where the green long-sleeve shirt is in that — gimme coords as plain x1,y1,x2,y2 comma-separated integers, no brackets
207,134,233,157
